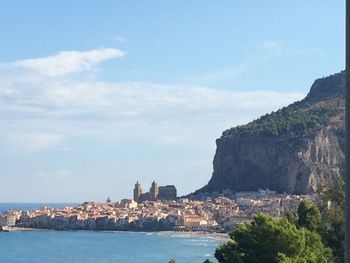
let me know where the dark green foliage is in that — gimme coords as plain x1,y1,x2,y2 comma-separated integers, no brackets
285,211,296,225
203,259,214,263
317,178,345,263
215,240,242,263
223,105,337,137
215,213,331,263
297,200,321,232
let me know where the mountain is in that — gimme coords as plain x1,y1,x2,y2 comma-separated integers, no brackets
195,72,345,195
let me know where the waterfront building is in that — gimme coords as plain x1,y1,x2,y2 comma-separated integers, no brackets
0,213,17,227
20,211,29,223
182,214,206,230
7,214,16,226
0,214,6,226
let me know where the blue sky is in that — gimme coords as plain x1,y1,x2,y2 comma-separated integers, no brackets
0,1,345,202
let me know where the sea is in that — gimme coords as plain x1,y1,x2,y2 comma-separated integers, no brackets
0,203,222,263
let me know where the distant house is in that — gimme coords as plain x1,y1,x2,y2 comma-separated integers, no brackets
182,214,208,230
120,199,138,209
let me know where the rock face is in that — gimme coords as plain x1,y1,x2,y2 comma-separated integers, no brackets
196,72,345,195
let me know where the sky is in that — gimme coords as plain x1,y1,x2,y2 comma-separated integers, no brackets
0,1,345,202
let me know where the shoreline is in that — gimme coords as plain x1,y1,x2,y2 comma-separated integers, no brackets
2,227,230,241
156,230,229,241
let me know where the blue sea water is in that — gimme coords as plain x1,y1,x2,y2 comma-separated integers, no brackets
0,204,222,262
0,231,221,263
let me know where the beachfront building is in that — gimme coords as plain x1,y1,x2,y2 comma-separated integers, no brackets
0,213,17,227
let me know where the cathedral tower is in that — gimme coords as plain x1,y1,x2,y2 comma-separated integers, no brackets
133,180,142,202
150,180,159,200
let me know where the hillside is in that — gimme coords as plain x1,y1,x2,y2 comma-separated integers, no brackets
195,72,345,195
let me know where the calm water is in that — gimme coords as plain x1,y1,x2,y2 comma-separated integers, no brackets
0,204,221,262
0,231,221,263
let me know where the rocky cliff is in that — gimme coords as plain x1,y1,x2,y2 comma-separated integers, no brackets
196,72,345,195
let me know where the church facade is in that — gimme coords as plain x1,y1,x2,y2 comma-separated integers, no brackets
133,180,177,202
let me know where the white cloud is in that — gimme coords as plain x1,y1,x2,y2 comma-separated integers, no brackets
36,169,71,179
112,36,126,43
0,70,305,152
8,133,64,153
0,49,306,152
14,48,126,77
261,40,324,57
262,40,282,51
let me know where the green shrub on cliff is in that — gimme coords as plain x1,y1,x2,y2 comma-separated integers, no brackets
223,105,337,137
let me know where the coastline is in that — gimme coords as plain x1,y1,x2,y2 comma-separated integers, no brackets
0,227,45,232
156,230,230,241
2,227,230,241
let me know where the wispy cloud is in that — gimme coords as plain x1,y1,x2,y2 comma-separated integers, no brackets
0,71,305,151
8,132,64,153
36,169,71,178
261,40,283,52
260,40,324,56
189,40,324,86
0,48,306,152
112,36,127,43
14,48,126,77
188,60,251,85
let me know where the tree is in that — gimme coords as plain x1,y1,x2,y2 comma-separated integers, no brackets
285,211,296,225
168,259,176,263
215,213,331,263
317,177,345,263
297,200,321,232
203,260,214,263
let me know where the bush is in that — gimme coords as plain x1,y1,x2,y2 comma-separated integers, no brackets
215,213,331,263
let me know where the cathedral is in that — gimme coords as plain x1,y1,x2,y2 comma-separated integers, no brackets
133,180,177,202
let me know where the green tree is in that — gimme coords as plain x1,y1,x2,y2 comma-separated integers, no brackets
215,213,331,263
297,200,321,232
317,178,345,263
285,211,296,225
203,259,214,263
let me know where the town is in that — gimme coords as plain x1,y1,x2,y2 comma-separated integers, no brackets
0,181,318,232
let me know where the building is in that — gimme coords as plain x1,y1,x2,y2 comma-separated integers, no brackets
20,211,29,223
182,214,208,230
133,181,142,202
0,215,6,226
150,180,159,200
133,180,177,202
0,213,17,227
158,185,177,200
120,199,138,209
